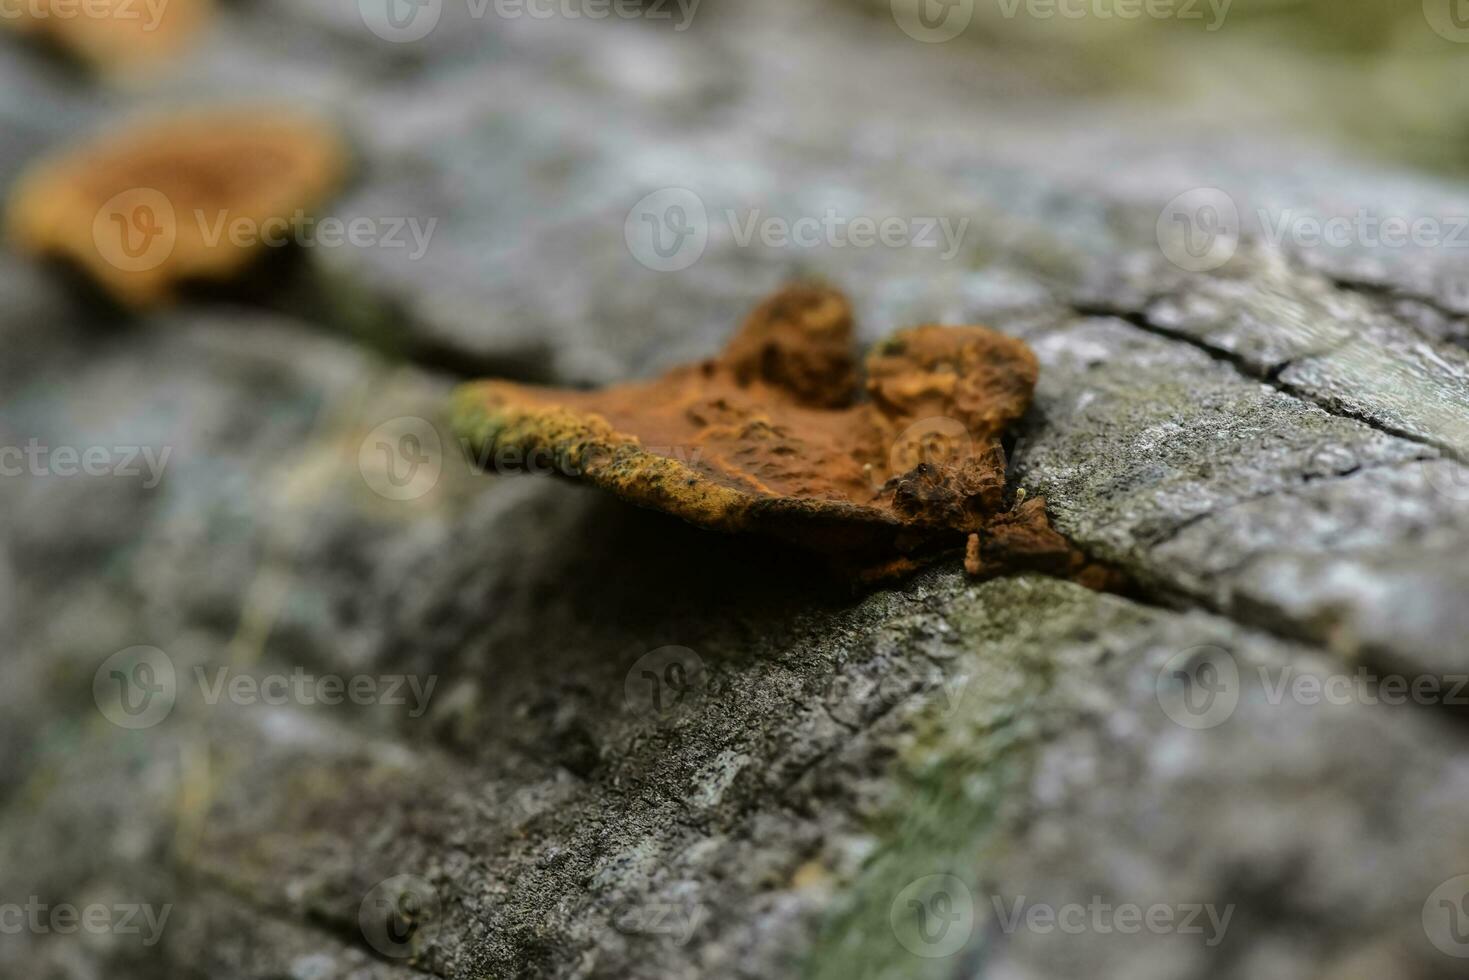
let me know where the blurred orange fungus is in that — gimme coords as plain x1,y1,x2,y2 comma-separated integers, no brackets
7,109,349,306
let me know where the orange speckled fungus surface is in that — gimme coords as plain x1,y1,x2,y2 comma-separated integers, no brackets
2,0,212,72
454,285,1111,584
7,109,348,307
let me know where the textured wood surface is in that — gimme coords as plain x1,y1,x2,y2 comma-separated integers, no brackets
4,3,1469,978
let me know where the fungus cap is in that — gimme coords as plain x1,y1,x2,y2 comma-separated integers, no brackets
2,0,212,72
7,109,349,306
453,285,1101,583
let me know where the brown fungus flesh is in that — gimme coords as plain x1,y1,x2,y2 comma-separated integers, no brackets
2,0,211,72
8,109,348,308
453,285,1111,585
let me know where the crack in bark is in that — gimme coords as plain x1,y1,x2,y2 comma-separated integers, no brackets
1326,275,1469,349
1073,303,1460,463
1141,453,1432,557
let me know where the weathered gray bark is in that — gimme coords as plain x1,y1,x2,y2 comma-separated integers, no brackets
4,3,1469,979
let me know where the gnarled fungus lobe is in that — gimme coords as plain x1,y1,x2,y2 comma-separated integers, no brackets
454,286,1102,584
8,109,347,307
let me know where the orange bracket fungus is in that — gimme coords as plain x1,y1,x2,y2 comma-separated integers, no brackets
454,285,1110,585
2,0,212,72
7,109,348,307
